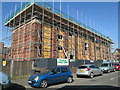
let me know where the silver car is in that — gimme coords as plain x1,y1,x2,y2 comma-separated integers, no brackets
99,62,116,73
0,72,11,89
76,64,103,78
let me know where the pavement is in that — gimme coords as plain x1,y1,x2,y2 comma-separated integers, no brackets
6,71,120,90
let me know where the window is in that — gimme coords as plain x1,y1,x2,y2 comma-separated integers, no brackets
70,55,74,59
65,55,67,59
51,68,60,74
92,37,94,42
58,34,63,39
85,43,88,50
69,32,72,36
85,47,87,50
101,63,109,67
114,63,119,66
96,47,100,50
57,27,59,30
89,65,95,68
58,46,62,50
78,66,87,69
61,67,68,73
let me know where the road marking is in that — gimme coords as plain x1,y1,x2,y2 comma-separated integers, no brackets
92,83,99,85
110,78,114,80
110,75,120,80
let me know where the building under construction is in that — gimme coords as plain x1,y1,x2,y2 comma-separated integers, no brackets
5,2,113,61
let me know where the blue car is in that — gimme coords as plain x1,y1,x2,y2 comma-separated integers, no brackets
28,67,73,88
0,72,11,89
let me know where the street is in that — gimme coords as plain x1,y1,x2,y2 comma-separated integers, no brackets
7,71,120,90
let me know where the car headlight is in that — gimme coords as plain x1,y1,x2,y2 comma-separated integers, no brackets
33,76,39,82
104,68,108,70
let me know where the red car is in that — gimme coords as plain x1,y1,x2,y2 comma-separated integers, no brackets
114,63,120,71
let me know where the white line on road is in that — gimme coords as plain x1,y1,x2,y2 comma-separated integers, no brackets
110,75,120,80
110,78,114,80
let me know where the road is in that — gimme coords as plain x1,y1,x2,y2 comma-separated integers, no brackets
7,71,120,90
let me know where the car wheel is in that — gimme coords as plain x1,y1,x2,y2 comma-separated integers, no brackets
67,76,73,83
90,73,94,79
40,80,48,88
100,71,103,76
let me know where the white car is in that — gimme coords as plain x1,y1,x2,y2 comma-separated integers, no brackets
76,64,103,78
0,72,11,89
99,62,116,73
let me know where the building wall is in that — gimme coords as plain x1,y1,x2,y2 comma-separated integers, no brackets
0,42,10,60
11,19,111,61
113,49,120,61
0,42,4,58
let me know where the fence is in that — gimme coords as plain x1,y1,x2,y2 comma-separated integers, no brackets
2,59,103,77
2,60,33,77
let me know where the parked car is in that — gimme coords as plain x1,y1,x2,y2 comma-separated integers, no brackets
28,66,73,88
114,63,120,71
0,72,11,89
76,64,103,78
99,62,115,73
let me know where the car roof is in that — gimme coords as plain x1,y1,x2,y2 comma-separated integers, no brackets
80,64,94,66
114,63,120,64
52,66,68,68
0,72,9,77
102,62,114,63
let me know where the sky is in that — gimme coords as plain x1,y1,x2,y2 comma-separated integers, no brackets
1,1,118,52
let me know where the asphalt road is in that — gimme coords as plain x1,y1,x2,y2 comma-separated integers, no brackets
7,71,120,90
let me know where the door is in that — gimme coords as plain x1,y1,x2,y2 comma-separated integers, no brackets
89,65,98,75
111,63,114,71
47,67,62,84
95,67,101,75
61,67,69,82
89,65,96,75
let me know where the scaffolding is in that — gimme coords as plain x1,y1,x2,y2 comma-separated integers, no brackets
3,2,113,61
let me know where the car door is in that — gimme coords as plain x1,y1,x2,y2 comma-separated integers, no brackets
110,63,113,71
47,67,62,84
94,66,101,75
89,65,97,75
60,67,69,82
91,65,100,75
111,63,115,71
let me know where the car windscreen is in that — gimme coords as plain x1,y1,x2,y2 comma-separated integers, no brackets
78,66,87,69
114,63,119,66
32,68,52,75
101,63,109,67
40,68,52,73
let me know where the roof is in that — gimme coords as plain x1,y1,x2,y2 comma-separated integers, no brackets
113,48,120,54
116,49,120,53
